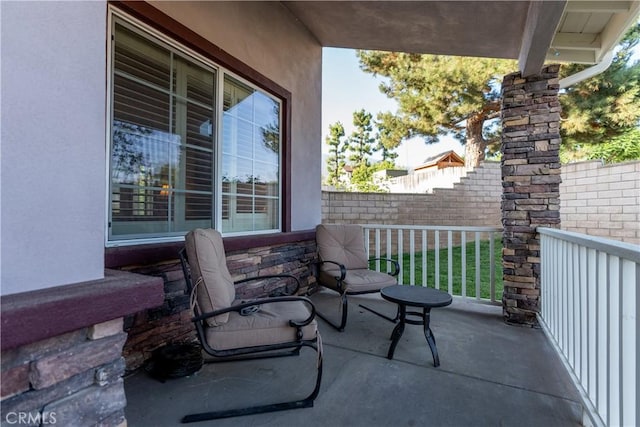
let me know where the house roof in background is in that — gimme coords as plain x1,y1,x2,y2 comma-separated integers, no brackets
415,150,464,170
283,1,640,76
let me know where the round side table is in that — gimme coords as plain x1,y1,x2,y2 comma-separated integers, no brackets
380,285,452,367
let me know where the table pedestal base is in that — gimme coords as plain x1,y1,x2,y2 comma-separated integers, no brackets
387,305,440,367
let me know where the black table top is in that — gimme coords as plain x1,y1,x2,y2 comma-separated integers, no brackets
381,285,452,308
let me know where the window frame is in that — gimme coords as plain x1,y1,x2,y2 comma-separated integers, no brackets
106,3,292,247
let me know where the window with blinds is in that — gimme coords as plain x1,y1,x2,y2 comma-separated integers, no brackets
108,14,281,244
221,76,280,233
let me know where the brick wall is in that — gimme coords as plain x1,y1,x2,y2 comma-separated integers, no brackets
322,159,640,245
560,160,640,244
120,239,317,372
322,161,502,227
1,319,127,427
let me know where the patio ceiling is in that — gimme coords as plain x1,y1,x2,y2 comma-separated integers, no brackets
282,1,640,77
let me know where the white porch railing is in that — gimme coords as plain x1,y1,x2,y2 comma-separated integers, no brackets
539,228,640,427
361,224,503,303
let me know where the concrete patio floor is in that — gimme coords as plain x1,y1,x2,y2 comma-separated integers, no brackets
125,290,583,426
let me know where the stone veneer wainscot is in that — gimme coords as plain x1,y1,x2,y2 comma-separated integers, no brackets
1,270,163,426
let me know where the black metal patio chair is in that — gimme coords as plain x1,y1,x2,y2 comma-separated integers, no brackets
312,223,400,331
178,228,323,423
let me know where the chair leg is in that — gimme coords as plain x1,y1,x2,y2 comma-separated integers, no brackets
182,400,313,422
314,292,348,332
202,347,301,364
358,302,400,323
182,340,323,424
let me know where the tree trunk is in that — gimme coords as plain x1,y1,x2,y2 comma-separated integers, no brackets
464,114,488,169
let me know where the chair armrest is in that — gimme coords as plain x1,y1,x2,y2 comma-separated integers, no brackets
234,274,301,296
191,296,317,328
314,260,347,281
369,257,400,277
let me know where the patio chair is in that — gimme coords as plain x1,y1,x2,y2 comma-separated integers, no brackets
179,228,323,423
313,223,400,331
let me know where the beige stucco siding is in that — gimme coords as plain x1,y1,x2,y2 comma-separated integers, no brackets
151,1,323,231
0,1,322,295
1,1,107,294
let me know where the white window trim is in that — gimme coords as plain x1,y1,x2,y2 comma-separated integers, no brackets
105,7,282,247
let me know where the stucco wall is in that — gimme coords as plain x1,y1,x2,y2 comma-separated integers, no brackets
0,1,322,295
1,1,107,294
150,1,323,231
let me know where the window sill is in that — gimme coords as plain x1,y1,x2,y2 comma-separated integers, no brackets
105,229,316,268
0,269,164,351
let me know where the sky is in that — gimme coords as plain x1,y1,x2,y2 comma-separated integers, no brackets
321,47,464,170
321,43,640,170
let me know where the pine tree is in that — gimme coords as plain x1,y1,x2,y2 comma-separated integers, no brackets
358,51,515,167
358,24,640,166
325,122,347,187
375,119,399,163
347,109,376,166
559,23,640,162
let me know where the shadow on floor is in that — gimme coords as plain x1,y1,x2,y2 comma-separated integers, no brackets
125,291,582,427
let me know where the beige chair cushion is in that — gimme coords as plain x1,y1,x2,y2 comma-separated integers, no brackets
205,300,318,351
319,268,398,293
185,228,236,327
316,224,368,270
316,224,397,293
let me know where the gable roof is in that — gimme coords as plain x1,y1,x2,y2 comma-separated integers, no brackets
414,150,465,170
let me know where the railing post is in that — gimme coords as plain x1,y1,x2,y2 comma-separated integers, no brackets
538,228,639,427
362,224,502,301
500,64,562,326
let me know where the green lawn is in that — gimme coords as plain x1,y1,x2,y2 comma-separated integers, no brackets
375,237,503,300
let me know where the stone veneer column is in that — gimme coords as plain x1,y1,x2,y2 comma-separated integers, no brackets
500,64,562,326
